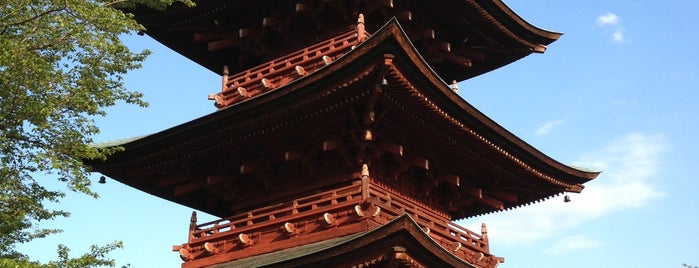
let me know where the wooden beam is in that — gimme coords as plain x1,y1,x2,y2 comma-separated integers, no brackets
439,174,460,187
395,11,412,21
239,164,257,174
480,195,505,210
422,29,435,39
489,189,518,203
295,3,311,13
377,0,393,8
433,41,451,52
463,187,482,199
322,139,341,151
262,17,281,27
455,48,486,61
239,28,257,38
284,150,303,162
208,37,237,52
446,53,472,68
173,181,205,197
380,142,403,156
206,175,223,186
157,174,188,187
405,155,429,170
194,32,225,43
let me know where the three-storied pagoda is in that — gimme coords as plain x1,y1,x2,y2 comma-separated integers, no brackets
89,1,599,267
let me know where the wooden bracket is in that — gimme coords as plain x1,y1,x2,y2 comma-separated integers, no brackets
283,222,301,236
323,212,338,227
237,233,255,247
204,242,219,254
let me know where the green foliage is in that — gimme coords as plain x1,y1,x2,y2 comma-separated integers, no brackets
0,0,192,265
0,242,129,268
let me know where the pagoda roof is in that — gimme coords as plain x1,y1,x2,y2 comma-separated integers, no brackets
208,214,480,267
88,19,597,220
125,0,560,82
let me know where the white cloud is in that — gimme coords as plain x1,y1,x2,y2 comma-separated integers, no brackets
543,234,603,255
612,28,624,42
459,132,665,252
535,120,563,136
597,12,626,42
597,12,619,26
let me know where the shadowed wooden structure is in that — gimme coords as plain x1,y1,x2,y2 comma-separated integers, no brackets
89,1,599,267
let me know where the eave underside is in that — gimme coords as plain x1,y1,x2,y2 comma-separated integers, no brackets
123,0,560,82
89,21,595,220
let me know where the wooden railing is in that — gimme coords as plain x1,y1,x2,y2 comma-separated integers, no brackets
210,29,363,108
188,181,363,245
176,178,496,266
368,180,490,254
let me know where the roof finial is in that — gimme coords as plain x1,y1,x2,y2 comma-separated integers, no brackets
451,80,458,92
481,223,488,241
189,211,198,231
222,65,229,91
357,14,366,43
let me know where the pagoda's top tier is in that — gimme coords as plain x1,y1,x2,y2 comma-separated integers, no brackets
127,0,560,82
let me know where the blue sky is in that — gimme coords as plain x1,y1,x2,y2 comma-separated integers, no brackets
17,1,699,267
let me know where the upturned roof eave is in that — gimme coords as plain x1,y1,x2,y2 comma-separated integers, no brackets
123,0,562,81
89,19,596,218
364,19,597,185
485,0,563,44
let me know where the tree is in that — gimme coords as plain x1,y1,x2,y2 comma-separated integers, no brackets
0,0,191,265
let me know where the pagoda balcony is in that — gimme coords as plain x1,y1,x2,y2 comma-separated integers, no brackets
208,28,367,109
174,177,500,268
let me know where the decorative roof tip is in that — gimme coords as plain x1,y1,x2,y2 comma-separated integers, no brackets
89,134,151,148
569,165,602,173
533,44,547,53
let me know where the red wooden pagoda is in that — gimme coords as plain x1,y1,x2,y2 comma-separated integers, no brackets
90,1,599,267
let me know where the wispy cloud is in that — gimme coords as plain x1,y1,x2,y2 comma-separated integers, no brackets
612,28,624,42
597,12,625,42
611,98,638,107
597,12,619,26
460,133,665,252
535,120,563,136
543,234,603,255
